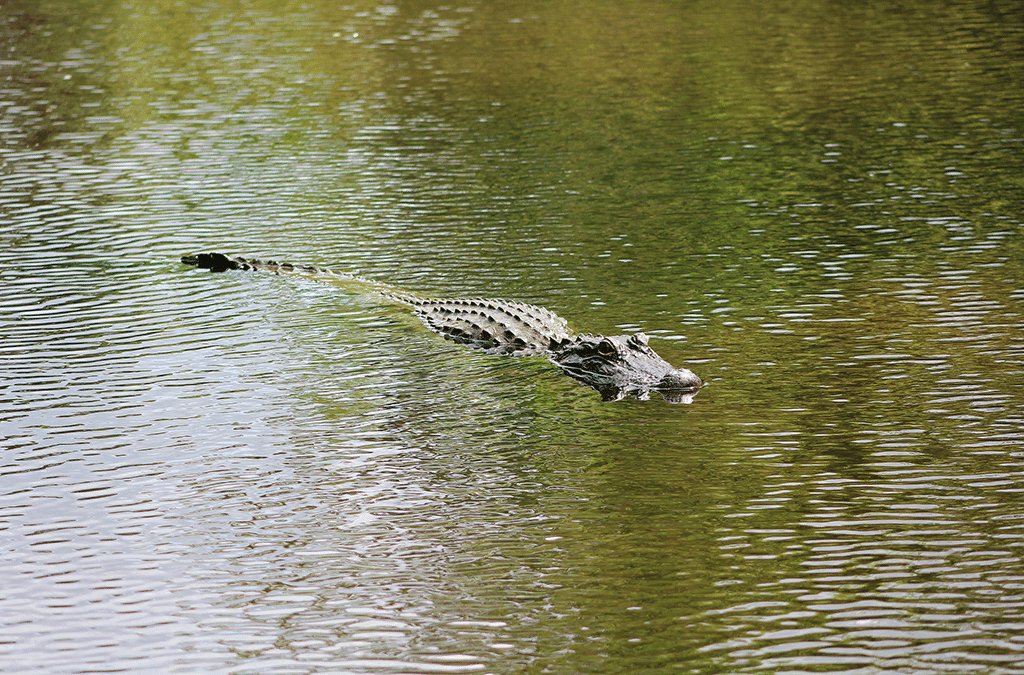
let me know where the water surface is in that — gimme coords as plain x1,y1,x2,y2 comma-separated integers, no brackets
2,0,1023,673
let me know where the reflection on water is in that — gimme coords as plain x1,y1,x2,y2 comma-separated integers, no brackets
1,0,1023,673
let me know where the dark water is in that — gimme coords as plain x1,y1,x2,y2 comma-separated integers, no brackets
2,0,1023,673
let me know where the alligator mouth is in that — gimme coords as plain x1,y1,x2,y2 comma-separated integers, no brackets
658,388,699,404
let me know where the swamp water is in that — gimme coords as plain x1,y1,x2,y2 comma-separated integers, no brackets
1,0,1023,673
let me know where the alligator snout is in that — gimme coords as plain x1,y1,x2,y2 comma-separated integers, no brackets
656,368,703,392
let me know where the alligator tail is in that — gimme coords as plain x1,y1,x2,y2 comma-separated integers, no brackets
181,252,248,272
181,251,416,299
182,252,338,276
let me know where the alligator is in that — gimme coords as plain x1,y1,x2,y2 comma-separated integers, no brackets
181,252,702,403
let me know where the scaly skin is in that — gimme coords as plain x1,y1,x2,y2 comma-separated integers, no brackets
181,252,702,403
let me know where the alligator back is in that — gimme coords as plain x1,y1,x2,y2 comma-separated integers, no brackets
181,252,573,356
386,295,574,356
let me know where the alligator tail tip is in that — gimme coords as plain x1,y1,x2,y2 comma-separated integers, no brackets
181,252,239,273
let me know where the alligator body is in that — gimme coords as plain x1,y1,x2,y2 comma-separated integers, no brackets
182,252,702,403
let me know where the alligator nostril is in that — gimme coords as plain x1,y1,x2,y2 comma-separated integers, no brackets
658,369,703,391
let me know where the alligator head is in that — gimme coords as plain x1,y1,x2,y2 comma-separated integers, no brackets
550,333,702,404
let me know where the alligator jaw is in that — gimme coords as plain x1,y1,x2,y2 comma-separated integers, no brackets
654,369,703,404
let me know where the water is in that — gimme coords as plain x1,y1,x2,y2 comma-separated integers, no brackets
2,0,1023,672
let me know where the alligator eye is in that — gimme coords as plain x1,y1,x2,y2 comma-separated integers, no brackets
597,339,616,356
